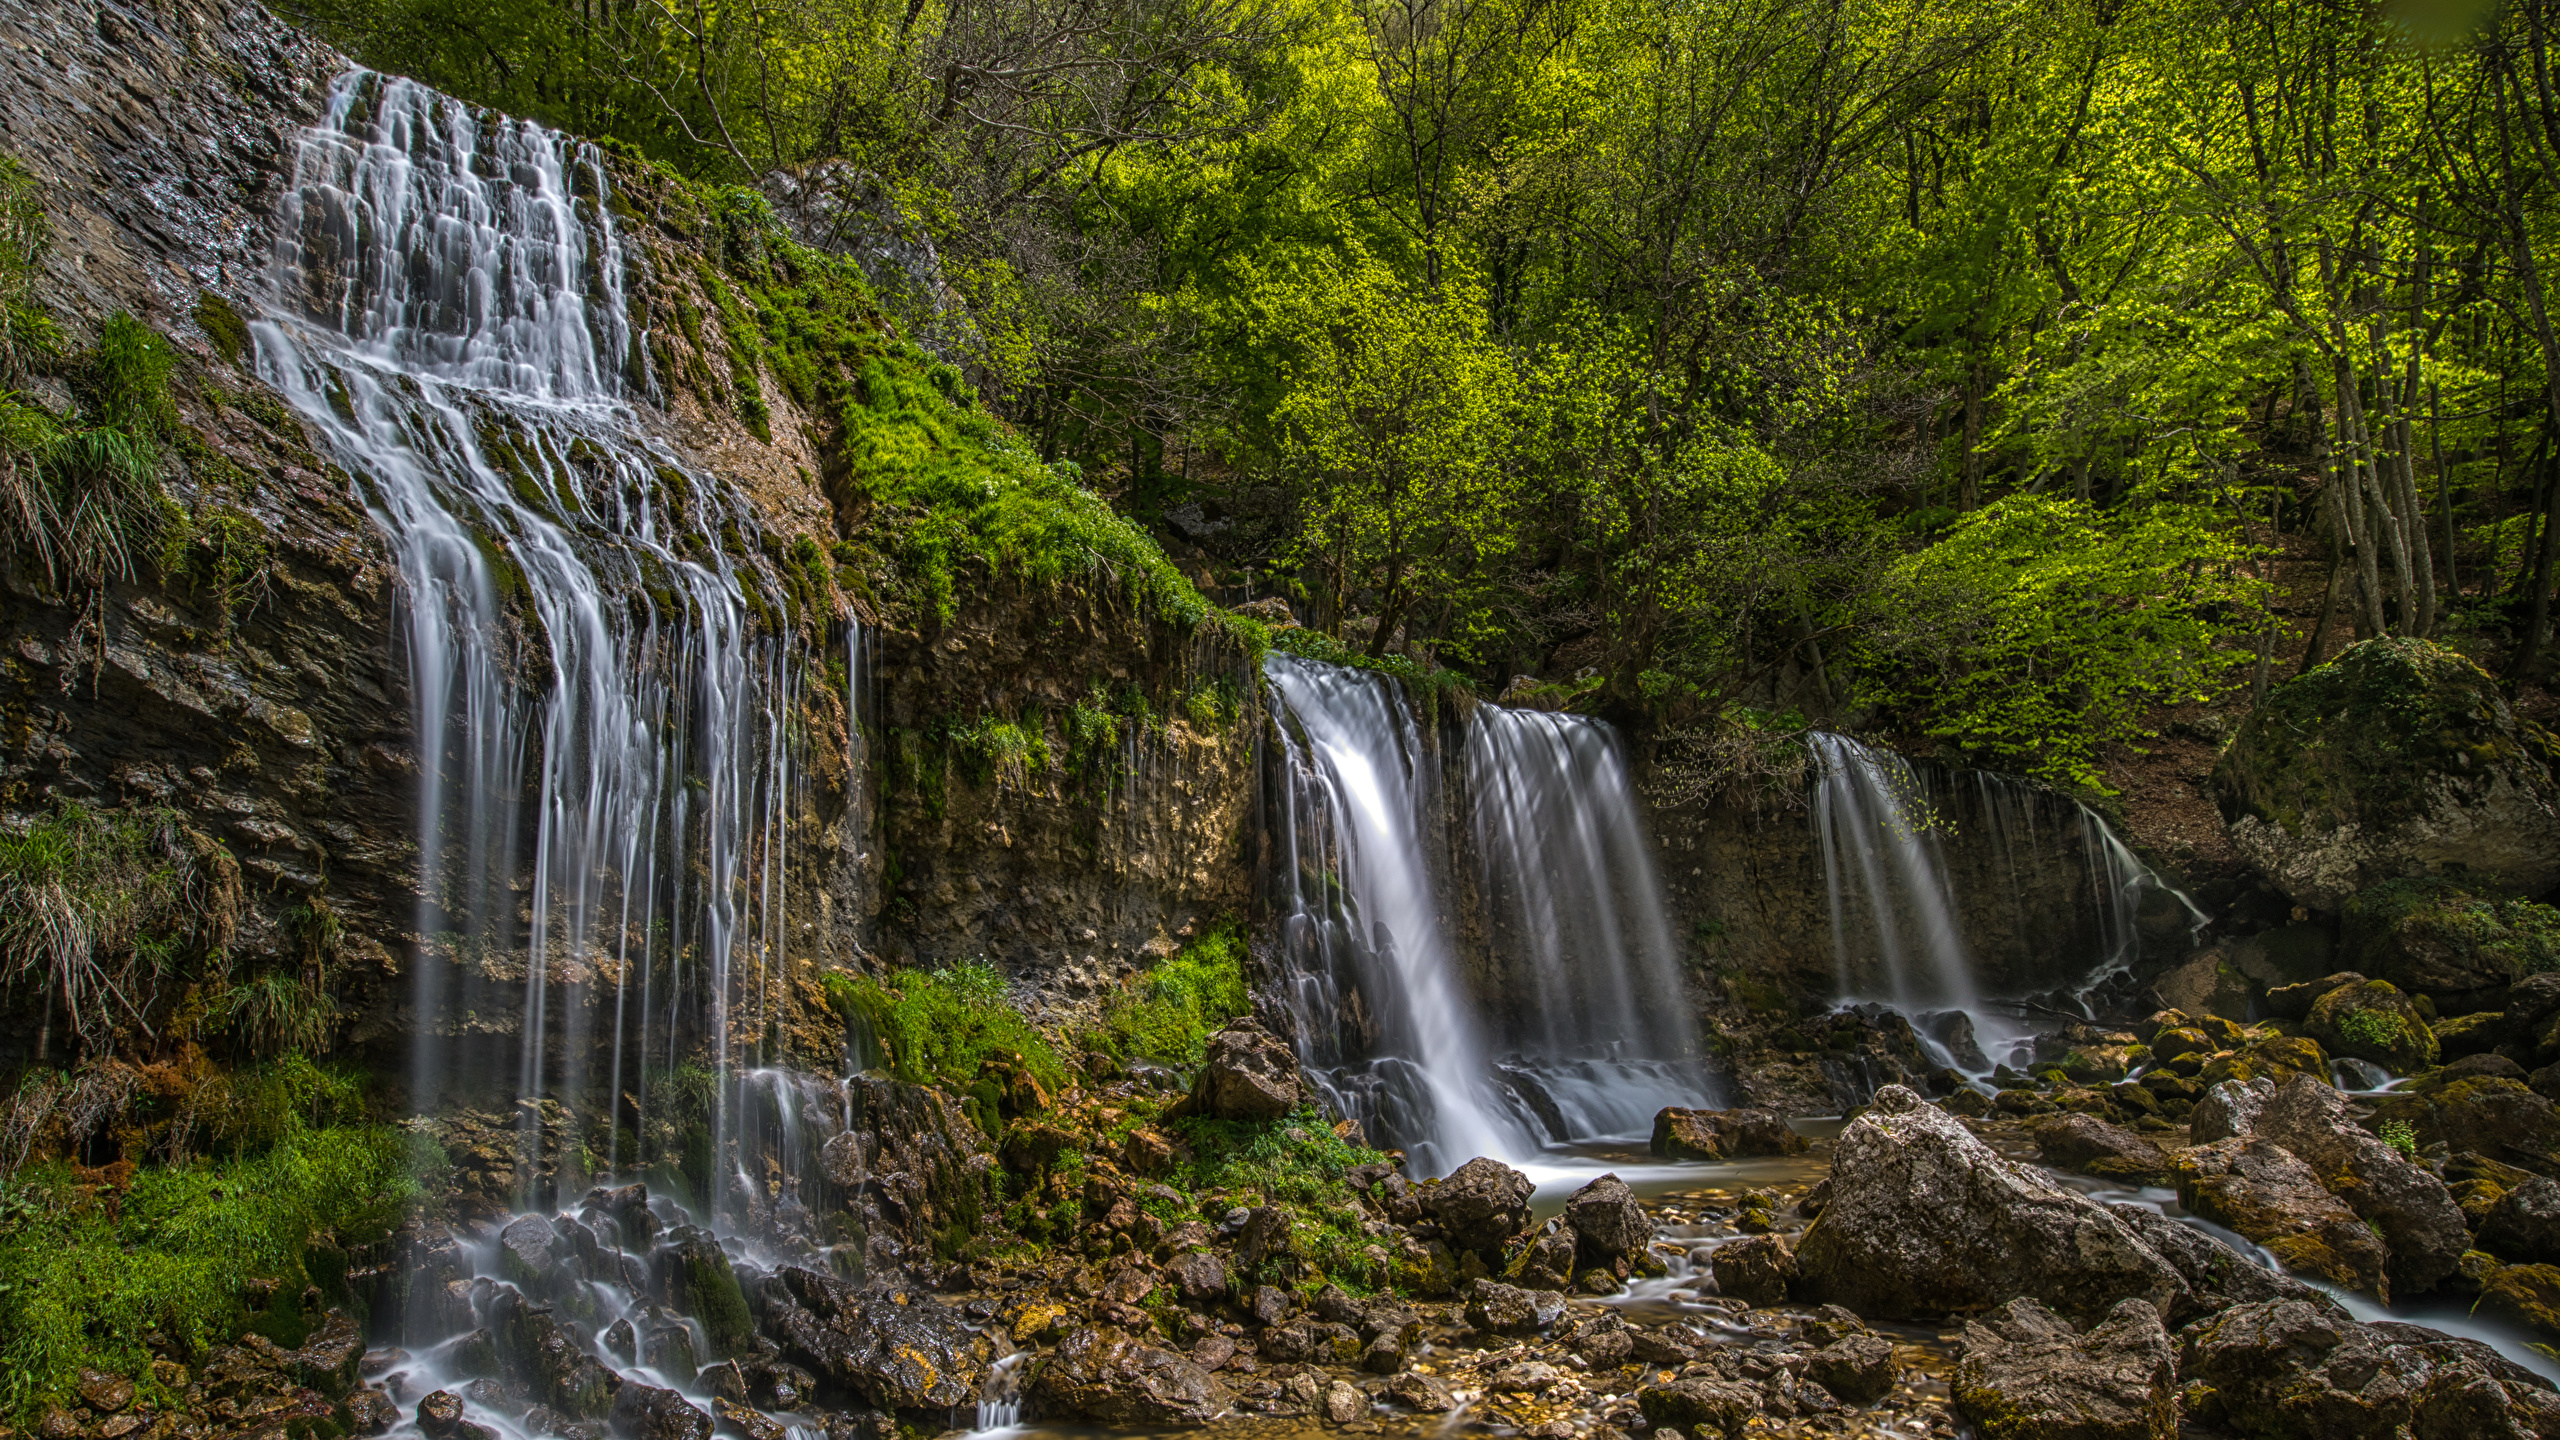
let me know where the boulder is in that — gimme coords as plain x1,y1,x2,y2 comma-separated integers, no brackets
1804,1333,1895,1406
2177,1298,2560,1439
1562,1173,1653,1259
2171,1137,2391,1298
1792,1086,2185,1323
1187,1021,1303,1121
2254,1076,2469,1295
1708,1236,1794,1306
1163,1250,1229,1303
2197,1034,2332,1090
2103,1202,2338,1327
490,1288,621,1418
2439,1010,2516,1061
1383,1371,1454,1413
2478,1263,2560,1341
1464,1278,1565,1333
2190,1076,2275,1144
287,1312,365,1398
2478,1178,2560,1265
2212,636,2560,910
1506,1224,1578,1290
1420,1156,1534,1252
2306,979,2438,1073
2347,879,2560,1002
2365,1073,2560,1171
2264,974,2366,1021
654,1229,754,1359
2153,951,2255,1025
1650,1106,1808,1161
608,1386,712,1440
765,1267,987,1411
2032,1114,2170,1185
1027,1326,1231,1425
1951,1297,2176,1440
1637,1379,1760,1440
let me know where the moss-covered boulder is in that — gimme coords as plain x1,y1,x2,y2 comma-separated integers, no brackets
2365,1067,2560,1171
2345,877,2560,1001
2213,638,2560,909
2196,1034,2330,1090
2304,979,2437,1073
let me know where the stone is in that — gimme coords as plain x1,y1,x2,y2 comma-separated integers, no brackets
1026,1326,1231,1425
1322,1379,1367,1423
76,1369,136,1414
2264,974,2365,1021
490,1288,621,1418
2478,1263,2560,1339
344,1389,401,1434
1187,1021,1302,1121
609,1386,712,1440
2347,877,2560,1001
1803,1333,1895,1406
2306,979,2439,1072
290,1312,367,1398
2189,1076,2275,1144
2104,1202,2338,1327
2032,1113,2170,1185
1420,1156,1535,1251
1708,1235,1794,1306
1793,1085,2185,1323
1383,1371,1453,1412
418,1394,467,1439
2439,1010,2518,1060
2178,1298,2560,1439
1247,1284,1296,1326
2478,1178,2560,1265
501,1213,562,1289
2153,951,2254,1025
2366,1073,2560,1167
1952,1298,2176,1440
2197,1034,2332,1090
2212,636,2560,910
767,1267,987,1411
641,1324,699,1385
1562,1173,1653,1258
2254,1075,2469,1295
1650,1106,1807,1161
585,1183,660,1253
655,1228,754,1358
2173,1136,2392,1298
709,1400,785,1440
1464,1278,1564,1333
1637,1380,1760,1440
1506,1224,1578,1290
1164,1249,1230,1303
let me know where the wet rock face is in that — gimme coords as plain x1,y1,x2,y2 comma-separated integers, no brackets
763,1266,989,1411
1186,1021,1303,1121
2215,637,2560,910
1953,1297,2176,1440
1794,1086,2185,1323
608,1384,713,1440
1421,1156,1535,1252
1027,1325,1231,1425
1650,1106,1809,1161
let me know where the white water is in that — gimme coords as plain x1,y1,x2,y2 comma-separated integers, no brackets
255,70,838,1219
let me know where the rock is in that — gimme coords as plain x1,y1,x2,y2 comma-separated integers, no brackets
2178,1298,2560,1439
2478,1263,2560,1340
501,1213,562,1289
609,1385,712,1440
419,1393,467,1439
2189,1076,2275,1143
1804,1333,1895,1406
2479,1178,2560,1265
2171,1138,2391,1298
2032,1113,2170,1185
767,1267,987,1411
1164,1249,1230,1303
1247,1284,1296,1326
1190,1334,1235,1372
2213,636,2560,910
1027,1326,1231,1425
344,1389,401,1434
1464,1278,1564,1333
2197,1034,2332,1090
1563,1173,1652,1258
2366,1073,2560,1169
2306,979,2438,1072
290,1312,367,1399
586,1183,660,1253
2254,1075,2469,1295
77,1369,136,1414
1322,1379,1367,1424
1952,1297,2176,1440
2104,1202,2339,1326
2439,1010,2516,1061
1709,1235,1794,1306
1420,1156,1534,1251
709,1400,785,1440
1650,1106,1807,1161
655,1229,754,1358
1637,1380,1760,1440
642,1323,698,1385
490,1289,621,1418
2349,879,2560,1003
2153,951,2255,1025
1506,1224,1578,1290
1187,1021,1302,1121
1793,1086,2185,1323
1383,1371,1453,1412
2264,974,2366,1021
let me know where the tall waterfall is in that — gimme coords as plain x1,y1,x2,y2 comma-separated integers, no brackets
1810,732,2204,1075
253,71,832,1215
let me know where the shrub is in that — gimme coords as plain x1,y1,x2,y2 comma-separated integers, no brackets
825,962,1067,1097
1092,927,1250,1068
0,803,237,1050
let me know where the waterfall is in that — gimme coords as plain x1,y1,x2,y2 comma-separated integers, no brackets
1809,732,2205,1077
1466,707,1718,1140
253,70,823,1217
1265,655,1527,1175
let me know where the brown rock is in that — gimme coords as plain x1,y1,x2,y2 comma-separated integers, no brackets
2172,1137,2391,1299
1651,1107,1806,1161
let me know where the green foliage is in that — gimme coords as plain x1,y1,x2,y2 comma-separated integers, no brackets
0,158,52,385
1092,926,1250,1068
2346,878,2560,982
2378,1118,2419,1161
0,1116,414,1423
0,803,234,1050
1854,496,2270,790
2338,1007,2406,1051
948,715,1053,791
1169,1105,1390,1286
824,962,1067,1097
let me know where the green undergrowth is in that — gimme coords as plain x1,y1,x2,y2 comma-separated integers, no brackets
0,802,237,1051
1169,1105,1390,1290
0,1112,418,1424
1091,926,1250,1068
825,961,1070,1099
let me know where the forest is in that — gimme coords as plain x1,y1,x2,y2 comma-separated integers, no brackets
295,0,2560,789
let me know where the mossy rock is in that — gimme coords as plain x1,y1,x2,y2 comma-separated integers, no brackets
2304,979,2437,1073
2213,637,2560,909
2346,877,2560,999
2477,1262,2560,1339
2365,1075,2560,1167
2197,1034,2330,1089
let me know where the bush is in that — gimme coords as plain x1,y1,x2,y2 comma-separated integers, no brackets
825,962,1067,1096
0,1118,416,1423
1092,927,1250,1068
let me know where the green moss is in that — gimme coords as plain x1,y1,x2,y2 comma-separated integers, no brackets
1090,926,1250,1068
824,961,1068,1097
1169,1105,1391,1287
682,1247,754,1357
193,293,251,368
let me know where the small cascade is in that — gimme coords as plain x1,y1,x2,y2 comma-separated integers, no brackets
1810,732,2207,1079
1265,655,1529,1174
254,70,836,1220
1466,705,1718,1138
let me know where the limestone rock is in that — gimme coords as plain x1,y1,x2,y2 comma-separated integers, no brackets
2305,979,2438,1073
2213,637,2560,909
1027,1326,1231,1425
1506,1224,1578,1290
2479,1178,2560,1265
1421,1156,1534,1251
1709,1235,1795,1306
1793,1085,2184,1323
2177,1298,2560,1439
1804,1333,1895,1406
2347,878,2560,1001
2254,1075,2468,1295
1651,1106,1807,1161
2190,1077,2275,1144
1187,1021,1302,1121
1562,1172,1653,1259
2032,1113,2170,1185
1384,1370,1454,1412
2172,1137,2390,1298
1637,1379,1760,1440
1951,1297,2176,1440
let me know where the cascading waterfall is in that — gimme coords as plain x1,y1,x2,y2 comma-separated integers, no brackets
254,70,834,1218
1466,707,1719,1139
1810,732,2205,1077
1266,656,1528,1175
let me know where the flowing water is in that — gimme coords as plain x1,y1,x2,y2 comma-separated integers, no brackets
254,70,839,1218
